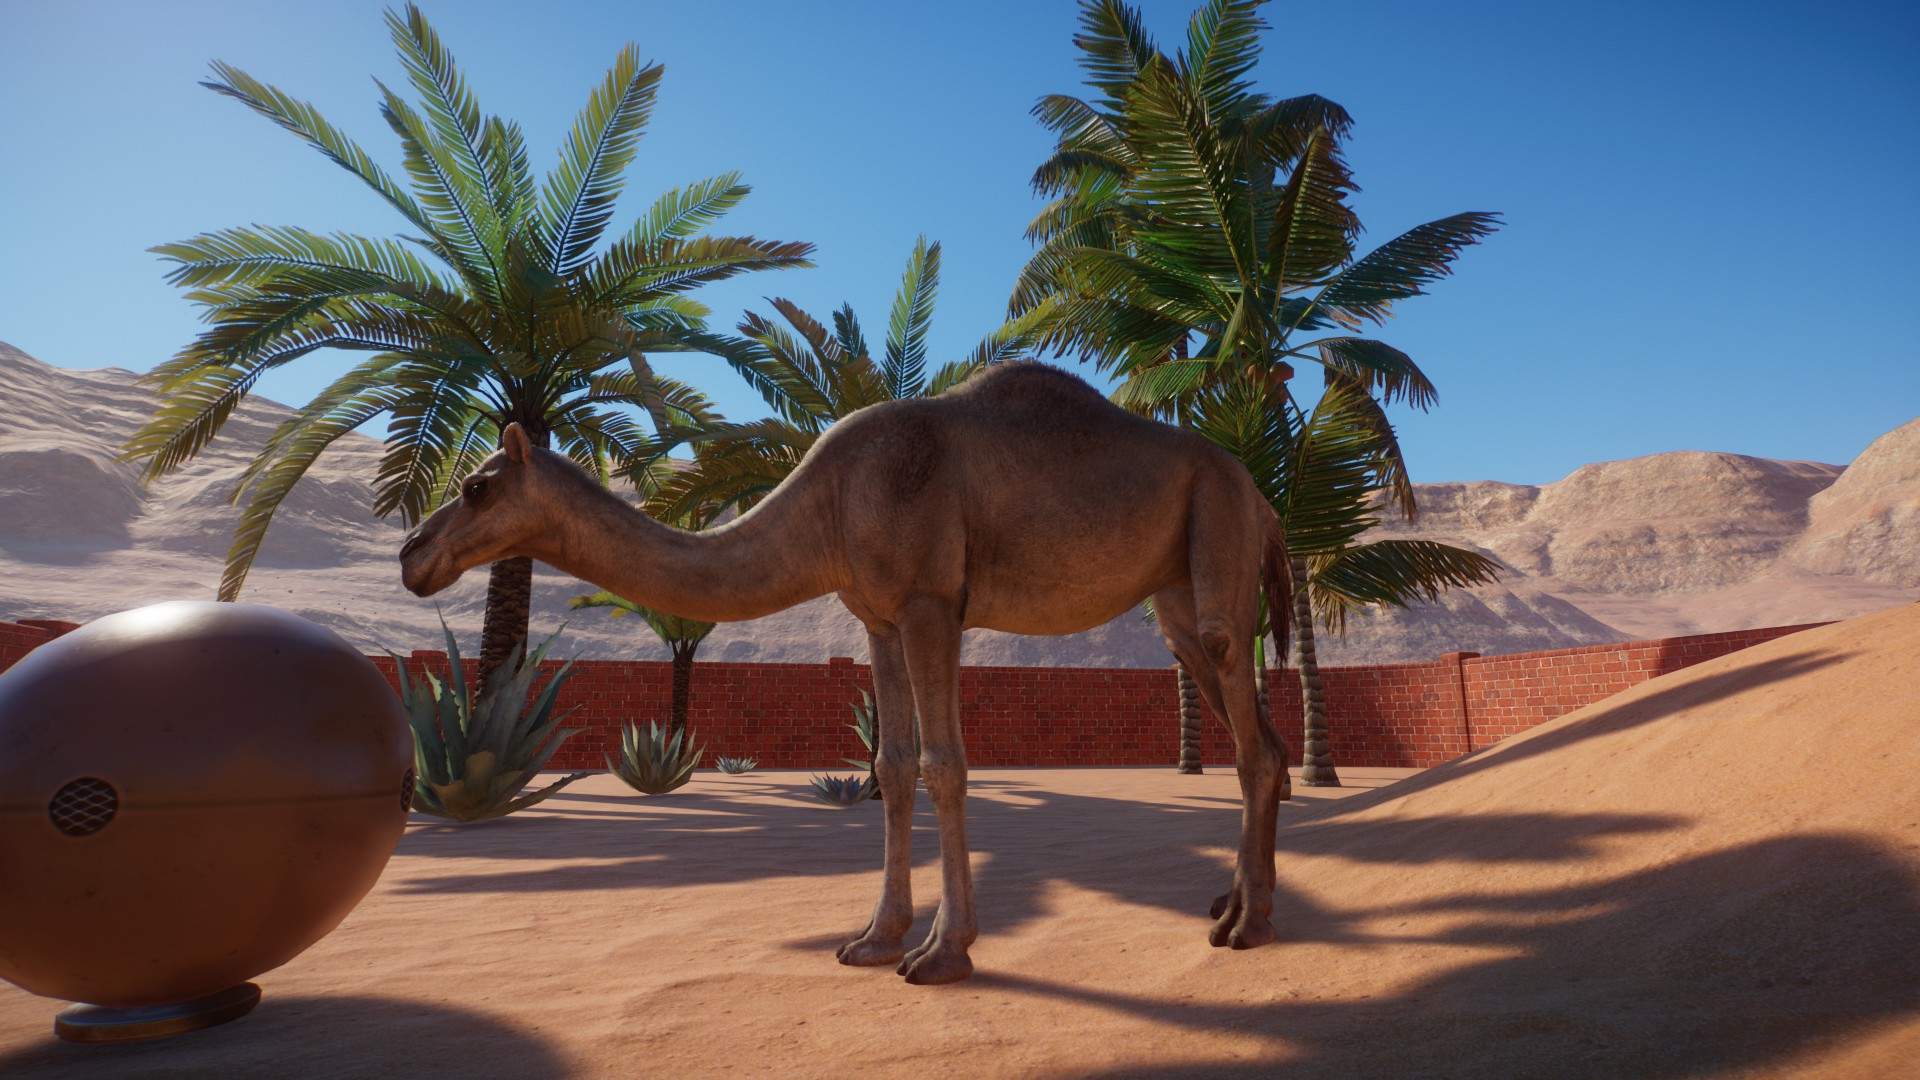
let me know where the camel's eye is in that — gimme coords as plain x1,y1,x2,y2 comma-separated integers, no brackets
463,478,488,503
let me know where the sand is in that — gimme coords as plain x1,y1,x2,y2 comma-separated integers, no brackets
2,603,1917,1078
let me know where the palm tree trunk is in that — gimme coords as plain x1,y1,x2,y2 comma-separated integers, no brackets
669,642,695,739
1293,554,1341,787
1176,662,1202,773
477,555,534,698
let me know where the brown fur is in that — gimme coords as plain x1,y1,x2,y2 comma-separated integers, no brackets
399,362,1294,984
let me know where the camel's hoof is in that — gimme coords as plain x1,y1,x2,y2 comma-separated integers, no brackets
898,947,973,985
1219,914,1277,950
1209,892,1230,920
837,936,907,967
1208,891,1276,949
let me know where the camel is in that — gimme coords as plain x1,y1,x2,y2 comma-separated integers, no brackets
398,362,1293,985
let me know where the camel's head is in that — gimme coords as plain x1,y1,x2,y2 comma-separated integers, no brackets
399,423,555,597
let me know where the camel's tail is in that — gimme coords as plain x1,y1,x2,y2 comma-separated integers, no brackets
1262,512,1293,668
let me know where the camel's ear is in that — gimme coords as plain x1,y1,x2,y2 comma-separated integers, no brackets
502,422,532,463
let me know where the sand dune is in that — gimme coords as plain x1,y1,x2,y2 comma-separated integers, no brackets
2,601,1914,1077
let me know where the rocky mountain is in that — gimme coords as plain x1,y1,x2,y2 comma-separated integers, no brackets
2,340,1914,666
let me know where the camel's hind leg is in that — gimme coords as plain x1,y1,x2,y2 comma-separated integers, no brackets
1158,573,1287,946
838,629,919,967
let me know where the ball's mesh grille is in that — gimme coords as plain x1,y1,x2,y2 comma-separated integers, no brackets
49,778,118,837
401,767,417,813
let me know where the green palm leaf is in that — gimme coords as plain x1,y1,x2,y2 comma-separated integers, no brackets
1306,539,1503,634
539,44,661,276
1268,126,1359,295
219,373,413,600
375,81,503,293
1312,211,1503,327
883,237,940,400
1303,337,1437,412
1180,0,1264,121
1076,0,1160,110
387,4,491,202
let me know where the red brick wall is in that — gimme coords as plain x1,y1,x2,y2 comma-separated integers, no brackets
0,620,71,670
3,617,1830,772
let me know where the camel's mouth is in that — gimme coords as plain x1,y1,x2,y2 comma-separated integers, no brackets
398,530,457,597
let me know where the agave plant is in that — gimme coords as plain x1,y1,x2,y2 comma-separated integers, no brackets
809,773,877,806
844,689,880,771
714,755,758,774
608,720,704,795
395,622,592,821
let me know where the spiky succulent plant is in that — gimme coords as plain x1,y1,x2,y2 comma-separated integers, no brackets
394,621,592,821
845,690,879,772
714,755,758,774
608,721,704,794
808,773,876,806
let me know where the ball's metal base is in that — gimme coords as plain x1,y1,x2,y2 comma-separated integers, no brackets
55,982,261,1043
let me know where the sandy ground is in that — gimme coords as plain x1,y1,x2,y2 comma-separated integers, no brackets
2,604,1918,1078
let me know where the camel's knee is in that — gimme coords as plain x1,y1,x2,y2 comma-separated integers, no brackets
919,751,967,798
1198,617,1235,670
875,745,917,791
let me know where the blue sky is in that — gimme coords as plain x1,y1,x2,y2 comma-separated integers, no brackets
2,0,1915,484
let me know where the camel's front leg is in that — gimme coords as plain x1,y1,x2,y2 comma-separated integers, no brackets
838,629,919,967
894,600,975,985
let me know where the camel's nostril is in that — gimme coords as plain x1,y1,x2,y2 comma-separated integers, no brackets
399,531,425,560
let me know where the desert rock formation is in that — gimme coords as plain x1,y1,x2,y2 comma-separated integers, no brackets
1,340,1914,665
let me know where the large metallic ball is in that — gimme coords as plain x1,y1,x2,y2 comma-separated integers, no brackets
0,601,414,1007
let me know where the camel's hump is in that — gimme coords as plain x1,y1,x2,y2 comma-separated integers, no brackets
943,361,1111,409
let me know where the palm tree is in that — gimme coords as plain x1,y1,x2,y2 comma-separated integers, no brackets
1020,0,1502,779
1186,372,1500,783
1016,0,1498,409
640,236,1053,518
1175,661,1203,773
123,4,811,691
569,591,714,739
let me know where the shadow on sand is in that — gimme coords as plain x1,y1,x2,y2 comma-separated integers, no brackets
989,832,1920,1080
0,995,568,1080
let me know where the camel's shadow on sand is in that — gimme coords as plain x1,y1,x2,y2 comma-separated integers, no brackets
979,831,1920,1079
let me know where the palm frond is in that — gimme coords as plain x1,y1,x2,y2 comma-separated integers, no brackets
1074,0,1160,110
153,225,455,295
200,61,448,256
1312,211,1503,326
374,356,493,522
1272,379,1391,555
883,237,939,399
593,234,814,308
387,4,491,202
219,362,414,599
635,172,750,247
1305,336,1437,412
1180,0,1265,121
1306,539,1503,635
1268,126,1359,294
539,44,662,276
374,80,502,292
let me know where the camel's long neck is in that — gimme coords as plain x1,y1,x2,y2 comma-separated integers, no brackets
529,464,847,624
